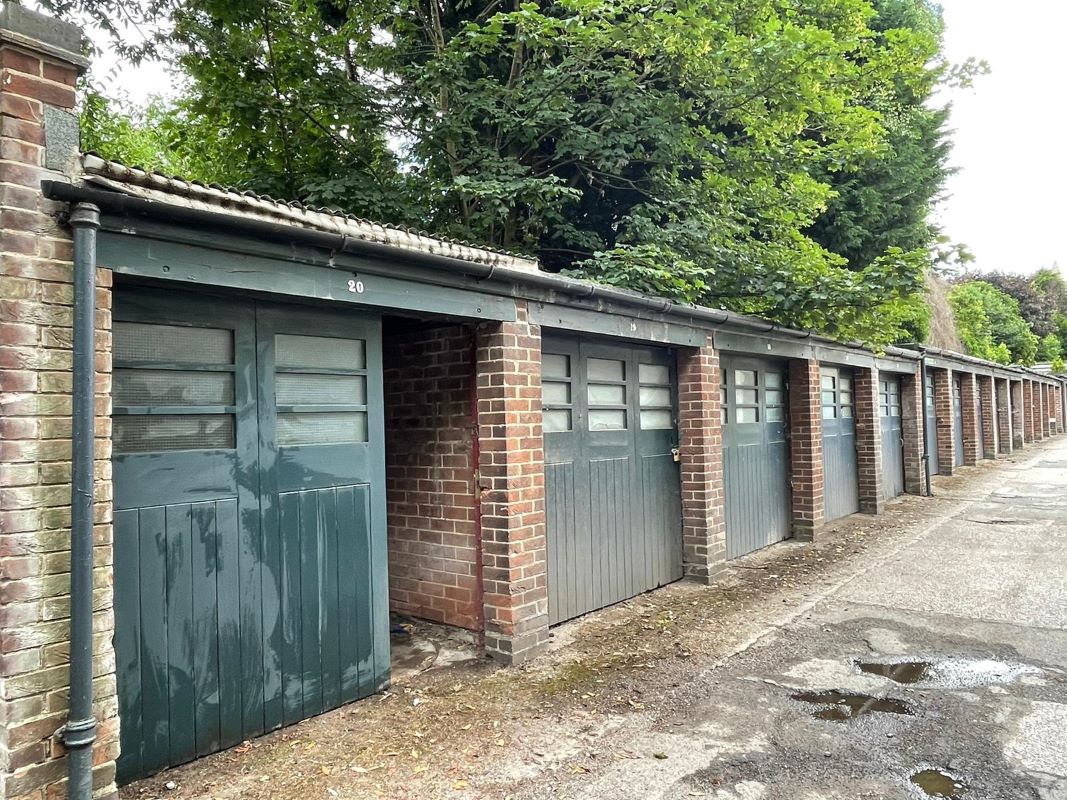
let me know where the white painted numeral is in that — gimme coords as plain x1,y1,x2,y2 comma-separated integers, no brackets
347,279,365,294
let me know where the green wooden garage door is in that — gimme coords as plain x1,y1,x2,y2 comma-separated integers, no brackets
112,288,389,783
542,337,683,625
821,366,860,522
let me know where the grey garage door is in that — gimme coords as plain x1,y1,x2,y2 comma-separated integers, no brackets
924,374,939,476
112,288,389,783
542,337,683,625
953,375,965,467
722,357,791,559
821,366,860,522
880,375,905,500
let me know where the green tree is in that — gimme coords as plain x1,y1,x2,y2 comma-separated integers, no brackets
59,0,949,346
949,281,1039,365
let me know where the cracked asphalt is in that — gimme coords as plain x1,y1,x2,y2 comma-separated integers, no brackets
125,435,1067,800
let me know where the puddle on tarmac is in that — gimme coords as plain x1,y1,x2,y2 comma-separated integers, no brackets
790,690,912,721
910,768,967,797
854,657,1042,688
856,660,931,684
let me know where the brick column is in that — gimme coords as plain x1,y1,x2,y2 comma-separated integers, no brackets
676,341,725,583
853,366,882,514
1023,380,1036,443
1012,380,1026,448
900,369,925,495
978,375,996,459
0,6,120,800
1056,384,1064,434
475,302,549,664
1037,383,1047,439
995,378,1012,455
959,371,979,466
1042,384,1053,437
788,358,823,539
932,368,955,475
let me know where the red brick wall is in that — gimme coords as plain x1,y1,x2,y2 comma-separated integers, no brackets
0,19,120,800
1023,380,1036,443
995,378,1012,455
383,324,480,631
788,359,823,539
1012,380,1026,448
475,304,549,663
900,369,926,495
978,376,996,458
853,367,882,514
676,340,725,581
959,371,978,466
933,368,955,475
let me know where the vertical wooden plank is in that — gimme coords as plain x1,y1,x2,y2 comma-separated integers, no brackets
260,494,283,733
279,492,303,724
299,490,323,717
113,509,143,784
336,485,361,702
238,496,265,737
139,505,170,776
215,498,243,748
352,485,375,697
165,503,196,765
320,488,341,711
191,502,221,757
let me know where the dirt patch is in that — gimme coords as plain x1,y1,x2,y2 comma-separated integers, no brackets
121,463,1015,800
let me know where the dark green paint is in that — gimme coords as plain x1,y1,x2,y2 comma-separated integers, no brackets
821,366,860,522
879,375,905,501
112,287,389,784
98,229,516,324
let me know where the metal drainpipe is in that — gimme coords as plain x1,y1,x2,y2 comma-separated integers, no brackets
919,354,933,497
64,202,101,800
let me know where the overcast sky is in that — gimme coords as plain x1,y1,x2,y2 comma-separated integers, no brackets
83,2,1066,278
934,0,1066,277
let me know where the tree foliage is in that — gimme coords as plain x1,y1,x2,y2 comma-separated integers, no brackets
53,0,960,346
948,280,1039,365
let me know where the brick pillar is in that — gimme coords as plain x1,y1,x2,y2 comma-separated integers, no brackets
995,378,1012,455
1023,380,1035,443
1037,383,1047,439
1056,384,1064,434
676,341,725,582
978,375,996,459
788,358,823,539
1042,384,1052,437
959,371,978,466
1012,380,1026,448
932,368,955,475
475,302,549,664
0,6,120,800
853,366,882,514
900,369,925,495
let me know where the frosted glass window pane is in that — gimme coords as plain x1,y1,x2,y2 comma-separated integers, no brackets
839,376,852,391
544,409,571,432
735,370,757,387
588,409,626,431
639,386,671,407
587,358,625,382
735,388,758,405
543,381,571,405
821,374,836,390
277,412,367,445
822,406,837,419
543,354,570,379
766,406,784,422
736,407,758,423
641,409,673,429
276,374,366,405
276,335,365,370
115,369,233,406
765,389,784,408
890,406,900,417
639,364,669,385
821,390,836,407
841,406,854,418
588,383,625,405
840,391,853,408
765,372,783,388
115,414,234,453
115,322,233,365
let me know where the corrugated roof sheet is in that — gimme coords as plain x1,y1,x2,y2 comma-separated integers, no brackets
79,153,542,274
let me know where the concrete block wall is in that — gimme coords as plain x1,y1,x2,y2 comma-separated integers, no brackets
474,304,549,664
0,6,119,799
676,341,726,582
383,324,481,631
